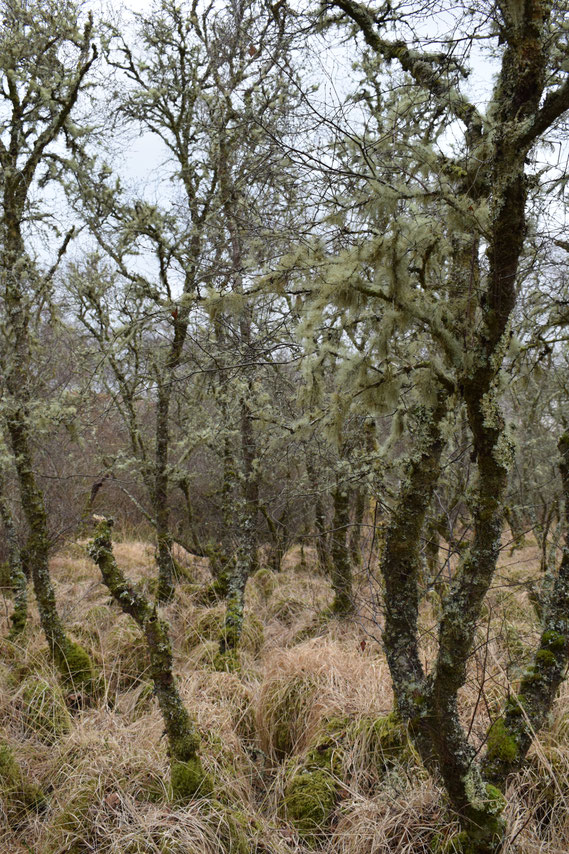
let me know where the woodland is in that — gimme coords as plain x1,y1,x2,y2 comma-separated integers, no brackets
2,0,569,852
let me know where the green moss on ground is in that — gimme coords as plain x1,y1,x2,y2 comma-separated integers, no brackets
43,782,97,853
285,768,338,837
0,738,45,827
170,756,213,802
21,677,71,743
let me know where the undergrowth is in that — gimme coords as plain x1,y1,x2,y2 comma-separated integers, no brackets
0,535,568,852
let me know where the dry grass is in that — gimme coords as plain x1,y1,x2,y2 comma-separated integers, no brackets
1,533,569,853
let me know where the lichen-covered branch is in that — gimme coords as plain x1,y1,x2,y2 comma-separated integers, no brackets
88,517,211,801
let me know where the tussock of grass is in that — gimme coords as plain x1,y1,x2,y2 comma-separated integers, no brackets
255,639,390,761
329,782,455,854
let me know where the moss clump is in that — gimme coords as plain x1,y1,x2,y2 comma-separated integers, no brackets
486,718,518,763
44,782,96,852
542,630,566,652
170,757,213,803
283,716,349,837
250,567,277,598
285,768,338,836
358,712,408,759
201,800,250,854
53,640,93,689
484,783,507,814
535,648,557,668
213,649,241,673
0,739,45,827
350,711,415,784
21,677,71,744
430,830,470,853
485,717,519,782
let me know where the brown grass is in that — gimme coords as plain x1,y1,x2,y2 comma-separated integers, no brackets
1,533,569,853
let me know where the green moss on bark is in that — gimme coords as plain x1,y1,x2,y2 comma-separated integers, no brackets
486,718,518,767
55,640,94,687
88,517,210,804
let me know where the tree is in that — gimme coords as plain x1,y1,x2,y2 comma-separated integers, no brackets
0,0,97,682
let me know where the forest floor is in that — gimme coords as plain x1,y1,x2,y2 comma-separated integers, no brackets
1,533,569,853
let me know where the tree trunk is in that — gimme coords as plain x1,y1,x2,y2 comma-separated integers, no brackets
349,486,366,569
6,412,92,685
155,382,175,602
88,517,211,801
330,479,354,616
0,468,27,637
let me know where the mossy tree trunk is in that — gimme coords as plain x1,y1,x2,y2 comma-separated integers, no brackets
88,517,211,802
330,478,354,616
154,380,175,602
0,3,96,683
349,485,366,569
0,467,27,637
215,146,261,665
306,454,330,574
379,392,448,722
